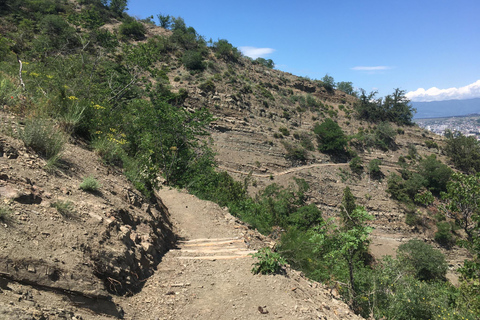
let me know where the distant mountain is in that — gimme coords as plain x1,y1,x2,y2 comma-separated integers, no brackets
413,98,480,119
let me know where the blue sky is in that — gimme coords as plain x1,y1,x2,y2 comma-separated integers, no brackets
127,0,480,102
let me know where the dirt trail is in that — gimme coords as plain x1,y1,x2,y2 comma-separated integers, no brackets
120,188,362,320
218,163,398,178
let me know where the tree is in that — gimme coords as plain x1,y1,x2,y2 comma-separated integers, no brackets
397,240,447,281
337,81,355,96
382,88,416,125
355,88,415,125
442,172,480,240
313,118,347,155
321,74,335,93
417,154,452,194
213,39,241,62
444,130,480,173
254,57,274,69
157,13,171,29
108,0,127,16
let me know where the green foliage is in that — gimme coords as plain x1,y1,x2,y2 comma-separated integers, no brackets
19,118,66,164
313,118,347,155
444,130,480,173
79,176,101,192
414,189,434,206
417,155,452,194
119,19,146,40
281,141,307,163
251,247,287,275
349,156,363,175
355,88,415,126
278,127,290,136
157,13,172,29
108,0,127,16
442,172,480,240
397,239,447,281
213,39,241,62
425,139,439,149
388,155,451,203
181,50,205,71
0,205,12,223
288,204,323,231
188,170,247,208
368,159,383,179
336,81,355,96
435,221,455,248
50,200,75,217
253,57,274,69
198,79,215,93
297,132,314,151
374,122,397,151
387,172,425,203
321,74,335,93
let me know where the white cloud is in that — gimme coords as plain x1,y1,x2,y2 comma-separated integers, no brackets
239,46,275,59
406,80,480,102
351,66,392,71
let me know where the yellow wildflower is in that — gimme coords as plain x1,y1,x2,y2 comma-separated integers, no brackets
68,96,78,100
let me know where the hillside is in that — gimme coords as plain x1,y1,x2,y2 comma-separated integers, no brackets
1,1,479,319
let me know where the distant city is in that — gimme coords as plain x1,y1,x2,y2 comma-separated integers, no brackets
414,114,480,140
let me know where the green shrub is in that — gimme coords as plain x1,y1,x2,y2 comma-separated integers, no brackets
278,127,290,136
0,206,12,223
182,50,205,71
213,39,241,62
444,130,480,173
251,247,286,275
282,141,307,163
198,79,215,93
119,19,146,40
425,140,439,149
50,200,75,217
79,176,101,192
435,221,455,248
314,118,347,155
368,159,382,179
374,122,397,151
417,155,452,194
349,156,363,174
0,74,22,106
253,57,274,68
19,118,66,163
414,189,434,206
92,137,126,166
397,239,447,281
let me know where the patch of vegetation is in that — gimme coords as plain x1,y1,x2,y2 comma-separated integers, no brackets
0,205,12,223
355,88,416,126
398,239,447,281
387,155,451,203
251,247,286,275
278,127,290,136
50,200,75,217
313,118,347,155
19,118,66,166
198,79,215,93
349,156,363,175
281,141,307,163
79,176,101,192
444,130,480,173
182,50,205,71
119,18,146,40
